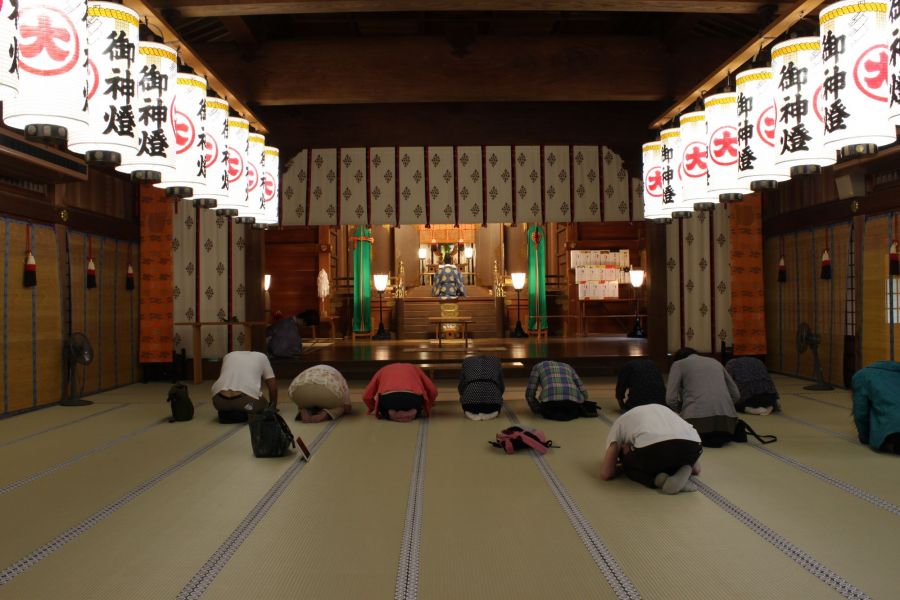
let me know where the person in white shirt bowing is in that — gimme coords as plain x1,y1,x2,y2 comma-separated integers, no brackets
210,351,278,423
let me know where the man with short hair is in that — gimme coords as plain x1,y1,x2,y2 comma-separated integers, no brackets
210,351,278,423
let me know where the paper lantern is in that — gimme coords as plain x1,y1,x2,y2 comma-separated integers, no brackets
819,1,894,156
3,0,88,141
236,132,265,223
735,67,791,191
641,141,669,222
771,37,836,175
0,0,19,101
255,146,280,226
186,96,229,208
660,127,687,218
115,41,177,182
705,92,752,203
214,116,248,216
66,2,139,165
679,110,717,210
154,72,207,198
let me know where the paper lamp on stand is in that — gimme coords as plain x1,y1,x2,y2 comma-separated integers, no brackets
627,269,646,338
317,269,330,317
510,272,527,338
373,273,391,340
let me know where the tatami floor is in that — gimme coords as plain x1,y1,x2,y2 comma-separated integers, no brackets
0,375,897,600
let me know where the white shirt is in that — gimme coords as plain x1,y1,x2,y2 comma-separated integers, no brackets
210,351,275,399
605,404,701,450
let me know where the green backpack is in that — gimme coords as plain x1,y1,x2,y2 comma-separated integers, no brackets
249,407,296,458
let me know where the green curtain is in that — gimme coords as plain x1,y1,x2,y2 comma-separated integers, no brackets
527,225,548,330
352,226,372,332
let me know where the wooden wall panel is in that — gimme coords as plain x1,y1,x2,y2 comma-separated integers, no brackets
84,235,101,394
796,230,814,378
53,169,135,221
69,234,85,338
34,226,63,407
116,242,134,386
99,238,117,389
6,223,35,411
764,236,781,372
781,234,798,376
862,216,889,367
828,224,849,384
0,224,6,412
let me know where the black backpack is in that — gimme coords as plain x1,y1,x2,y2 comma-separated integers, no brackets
167,384,194,422
249,406,296,458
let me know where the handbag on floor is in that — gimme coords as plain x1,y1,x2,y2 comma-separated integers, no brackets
732,419,777,444
166,384,194,422
490,426,559,455
249,406,296,458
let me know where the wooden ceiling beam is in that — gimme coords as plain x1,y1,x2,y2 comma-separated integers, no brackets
649,0,826,130
159,0,791,18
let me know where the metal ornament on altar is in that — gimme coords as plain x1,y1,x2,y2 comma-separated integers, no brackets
660,127,685,218
0,0,19,101
678,111,716,210
115,41,177,182
155,72,207,198
818,1,894,157
735,67,790,190
771,37,836,175
3,0,89,141
641,141,669,222
187,96,229,209
67,2,139,165
704,92,751,203
216,115,249,218
255,146,280,226
238,132,266,223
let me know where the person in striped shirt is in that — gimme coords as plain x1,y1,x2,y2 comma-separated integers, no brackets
525,360,590,421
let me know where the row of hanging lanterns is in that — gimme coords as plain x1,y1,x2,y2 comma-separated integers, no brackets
0,0,280,227
643,0,897,222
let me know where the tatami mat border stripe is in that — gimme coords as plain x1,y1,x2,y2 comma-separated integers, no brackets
176,421,339,600
693,479,871,600
0,425,243,586
394,419,428,600
0,404,127,446
748,442,900,517
775,413,859,444
511,409,641,600
794,392,851,410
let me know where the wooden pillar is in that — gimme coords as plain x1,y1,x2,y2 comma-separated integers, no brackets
646,220,668,368
245,227,265,351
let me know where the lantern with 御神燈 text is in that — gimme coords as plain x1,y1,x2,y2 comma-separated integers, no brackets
186,96,229,209
660,127,685,218
705,92,752,203
237,132,265,223
254,146,280,228
154,72,207,198
0,0,20,101
641,141,669,222
735,67,790,191
214,115,249,217
679,110,717,211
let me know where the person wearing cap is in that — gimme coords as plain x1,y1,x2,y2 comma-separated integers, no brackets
363,363,437,422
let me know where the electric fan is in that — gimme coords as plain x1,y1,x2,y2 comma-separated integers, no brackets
797,322,834,391
62,332,94,406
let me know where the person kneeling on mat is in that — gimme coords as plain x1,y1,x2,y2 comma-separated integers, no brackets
600,404,702,494
725,357,780,415
525,360,592,421
852,361,900,454
289,364,352,423
210,351,277,423
363,363,437,422
459,355,504,421
666,348,740,447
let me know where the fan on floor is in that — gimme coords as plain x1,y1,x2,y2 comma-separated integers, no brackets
797,322,834,391
62,332,94,406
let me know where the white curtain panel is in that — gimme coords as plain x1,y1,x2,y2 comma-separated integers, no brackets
198,210,230,358
631,177,644,222
307,149,338,226
369,147,397,225
281,149,309,226
231,223,247,350
572,146,602,222
666,221,682,353
172,201,197,358
602,146,631,222
398,147,427,225
427,146,456,225
543,146,572,224
484,146,514,224
456,146,484,225
682,212,713,353
712,203,733,349
513,146,543,223
340,148,368,226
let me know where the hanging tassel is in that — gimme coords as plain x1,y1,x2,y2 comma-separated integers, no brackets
777,255,786,283
820,248,832,280
86,236,97,289
23,225,36,288
126,264,135,290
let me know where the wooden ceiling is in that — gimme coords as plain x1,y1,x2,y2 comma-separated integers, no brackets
148,0,811,163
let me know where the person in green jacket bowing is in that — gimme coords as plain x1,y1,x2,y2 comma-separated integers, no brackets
852,361,900,454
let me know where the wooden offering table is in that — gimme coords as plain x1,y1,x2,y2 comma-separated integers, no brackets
428,315,473,347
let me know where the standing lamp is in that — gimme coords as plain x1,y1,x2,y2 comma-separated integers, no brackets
627,269,646,338
511,272,527,338
464,246,474,284
263,274,272,319
418,247,427,285
373,274,391,340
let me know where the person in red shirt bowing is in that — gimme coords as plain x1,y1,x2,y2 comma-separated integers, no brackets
363,363,438,422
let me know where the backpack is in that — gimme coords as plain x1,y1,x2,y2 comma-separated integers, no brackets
489,426,558,455
167,384,194,422
249,406,296,458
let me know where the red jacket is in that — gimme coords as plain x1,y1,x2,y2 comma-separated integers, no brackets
362,363,438,416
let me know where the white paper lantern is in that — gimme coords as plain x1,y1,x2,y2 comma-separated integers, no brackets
66,2,139,164
819,1,894,154
641,141,669,221
679,111,717,210
187,96,229,208
660,127,686,217
888,0,900,125
154,72,207,197
704,92,752,203
256,145,280,226
236,132,265,223
771,37,837,174
0,0,19,101
3,0,89,139
735,67,791,190
215,115,249,216
115,41,177,181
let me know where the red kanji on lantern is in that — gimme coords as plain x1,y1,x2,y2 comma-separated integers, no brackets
18,8,80,76
854,45,888,102
644,166,662,197
757,104,776,147
227,146,244,183
710,127,738,166
682,142,708,178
